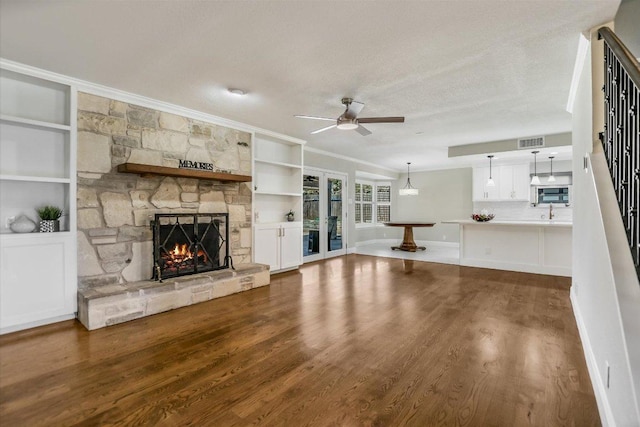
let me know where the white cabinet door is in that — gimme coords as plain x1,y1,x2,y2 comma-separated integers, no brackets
0,234,76,330
499,165,516,200
473,167,499,201
512,164,531,200
280,224,302,269
253,223,302,272
472,167,488,201
499,164,530,201
253,226,280,271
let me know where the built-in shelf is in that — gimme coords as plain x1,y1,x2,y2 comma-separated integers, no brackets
253,133,304,270
254,158,302,169
0,174,70,183
0,66,77,334
0,230,72,238
255,191,302,197
117,163,252,182
0,114,71,131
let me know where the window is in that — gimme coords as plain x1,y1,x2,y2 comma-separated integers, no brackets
355,180,391,227
376,184,391,223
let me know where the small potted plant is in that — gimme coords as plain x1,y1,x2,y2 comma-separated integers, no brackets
286,210,295,222
37,205,63,232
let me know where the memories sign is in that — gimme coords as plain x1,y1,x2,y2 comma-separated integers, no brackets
179,160,214,171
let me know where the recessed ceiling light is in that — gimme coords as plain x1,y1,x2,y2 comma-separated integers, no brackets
228,88,247,96
415,131,424,135
550,151,558,155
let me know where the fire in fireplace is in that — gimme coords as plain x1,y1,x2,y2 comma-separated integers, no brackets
151,213,231,281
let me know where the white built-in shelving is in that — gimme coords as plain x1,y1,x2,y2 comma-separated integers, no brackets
252,133,304,272
0,65,77,333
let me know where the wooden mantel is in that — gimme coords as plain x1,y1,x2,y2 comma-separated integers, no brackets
117,163,252,182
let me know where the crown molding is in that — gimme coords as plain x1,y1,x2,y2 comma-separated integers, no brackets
0,58,305,145
303,146,398,173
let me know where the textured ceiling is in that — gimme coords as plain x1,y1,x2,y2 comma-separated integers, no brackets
0,0,620,171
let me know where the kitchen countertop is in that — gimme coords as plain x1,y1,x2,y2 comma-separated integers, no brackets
443,219,572,227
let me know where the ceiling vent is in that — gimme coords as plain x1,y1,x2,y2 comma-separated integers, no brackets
518,136,545,149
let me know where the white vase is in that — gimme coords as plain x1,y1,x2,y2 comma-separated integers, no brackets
9,215,37,233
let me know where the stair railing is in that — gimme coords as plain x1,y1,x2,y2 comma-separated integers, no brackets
599,27,640,279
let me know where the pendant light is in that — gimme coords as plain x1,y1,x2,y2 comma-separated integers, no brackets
530,151,541,185
399,162,419,196
486,155,495,187
547,156,556,182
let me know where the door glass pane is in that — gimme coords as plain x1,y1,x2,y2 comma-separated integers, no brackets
303,174,320,257
327,177,343,252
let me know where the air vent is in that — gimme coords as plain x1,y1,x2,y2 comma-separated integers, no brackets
518,136,545,149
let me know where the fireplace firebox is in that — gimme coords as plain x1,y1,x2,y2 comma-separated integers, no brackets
151,213,231,281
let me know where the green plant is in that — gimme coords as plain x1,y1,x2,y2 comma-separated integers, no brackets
286,210,294,217
37,205,63,220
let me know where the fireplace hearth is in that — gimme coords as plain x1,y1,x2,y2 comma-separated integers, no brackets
152,213,231,281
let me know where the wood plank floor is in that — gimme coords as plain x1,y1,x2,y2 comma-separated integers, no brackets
0,255,600,426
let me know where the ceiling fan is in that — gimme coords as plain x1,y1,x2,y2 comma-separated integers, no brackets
295,97,404,136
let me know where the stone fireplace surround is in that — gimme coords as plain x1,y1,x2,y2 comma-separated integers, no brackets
76,92,268,330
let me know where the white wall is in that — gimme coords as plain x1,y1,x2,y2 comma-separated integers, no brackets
616,0,640,58
571,26,640,426
392,168,473,243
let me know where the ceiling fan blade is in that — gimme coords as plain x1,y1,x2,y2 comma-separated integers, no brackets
344,100,365,119
357,116,405,124
311,124,337,134
355,125,372,136
294,115,335,121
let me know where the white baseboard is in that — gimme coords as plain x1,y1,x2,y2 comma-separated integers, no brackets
356,239,459,249
460,258,571,277
416,240,460,248
571,286,616,427
0,313,76,335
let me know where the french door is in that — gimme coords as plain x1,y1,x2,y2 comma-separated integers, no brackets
303,169,347,262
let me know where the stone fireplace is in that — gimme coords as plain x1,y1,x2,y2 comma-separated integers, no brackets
76,92,253,288
75,92,268,330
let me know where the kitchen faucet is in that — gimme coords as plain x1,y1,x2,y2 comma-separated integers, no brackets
549,204,554,220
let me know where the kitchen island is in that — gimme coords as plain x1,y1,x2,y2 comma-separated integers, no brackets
443,220,572,277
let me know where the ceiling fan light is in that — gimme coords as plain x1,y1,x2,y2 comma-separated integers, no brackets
337,118,358,130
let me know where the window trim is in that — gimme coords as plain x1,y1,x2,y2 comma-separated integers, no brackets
355,179,392,228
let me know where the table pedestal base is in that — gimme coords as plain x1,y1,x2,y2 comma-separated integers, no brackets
390,226,426,252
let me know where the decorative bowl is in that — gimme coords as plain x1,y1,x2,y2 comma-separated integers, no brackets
471,213,495,222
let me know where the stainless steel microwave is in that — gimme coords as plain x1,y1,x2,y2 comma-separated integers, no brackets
533,185,571,205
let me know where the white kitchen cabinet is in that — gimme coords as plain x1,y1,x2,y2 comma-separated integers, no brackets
0,65,77,333
473,163,529,202
499,164,530,201
472,167,500,201
254,222,302,272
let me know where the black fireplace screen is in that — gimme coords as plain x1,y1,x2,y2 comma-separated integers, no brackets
151,213,230,281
